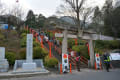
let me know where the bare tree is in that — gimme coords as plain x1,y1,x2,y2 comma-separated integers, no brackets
0,1,6,15
57,0,96,32
10,4,24,20
9,4,24,32
65,0,86,29
56,4,76,18
80,7,95,29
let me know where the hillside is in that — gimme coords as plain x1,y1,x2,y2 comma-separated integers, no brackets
0,30,20,53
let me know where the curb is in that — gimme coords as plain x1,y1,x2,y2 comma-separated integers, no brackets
0,71,50,79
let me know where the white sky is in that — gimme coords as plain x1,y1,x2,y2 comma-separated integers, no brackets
1,0,105,17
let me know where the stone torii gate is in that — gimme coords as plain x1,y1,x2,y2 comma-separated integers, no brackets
55,29,95,68
55,28,120,68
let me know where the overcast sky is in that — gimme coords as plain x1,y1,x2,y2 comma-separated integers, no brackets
1,0,105,17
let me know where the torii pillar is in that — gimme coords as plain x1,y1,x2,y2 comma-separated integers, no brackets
88,39,94,68
62,29,68,54
78,30,95,68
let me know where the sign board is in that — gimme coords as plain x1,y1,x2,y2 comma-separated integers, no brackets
62,54,69,73
0,24,8,29
95,53,101,69
0,47,5,60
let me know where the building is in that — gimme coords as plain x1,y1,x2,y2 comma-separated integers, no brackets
0,15,9,29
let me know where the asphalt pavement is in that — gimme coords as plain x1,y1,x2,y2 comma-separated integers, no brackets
1,69,120,80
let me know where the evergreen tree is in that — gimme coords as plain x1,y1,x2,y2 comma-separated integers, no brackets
102,0,115,37
25,10,36,28
112,6,120,38
36,14,46,28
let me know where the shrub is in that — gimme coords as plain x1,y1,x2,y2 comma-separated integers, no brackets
20,29,29,34
95,40,105,49
20,33,27,38
68,39,75,48
94,48,104,56
95,40,120,50
44,56,58,68
20,35,40,48
72,45,89,59
11,30,17,35
19,47,48,60
72,45,88,53
57,38,63,42
72,45,80,53
19,48,26,59
0,33,5,40
5,52,16,66
109,40,120,49
33,47,48,59
33,41,40,47
20,37,26,47
78,40,86,45
49,32,54,38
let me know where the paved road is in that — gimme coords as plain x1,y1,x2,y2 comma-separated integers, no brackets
1,69,120,80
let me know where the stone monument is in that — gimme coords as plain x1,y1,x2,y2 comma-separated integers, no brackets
22,34,37,70
0,47,9,72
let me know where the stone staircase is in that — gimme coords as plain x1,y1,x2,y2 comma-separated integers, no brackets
43,42,62,62
32,28,88,69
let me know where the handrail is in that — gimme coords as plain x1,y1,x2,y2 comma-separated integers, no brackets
69,56,76,69
80,56,88,65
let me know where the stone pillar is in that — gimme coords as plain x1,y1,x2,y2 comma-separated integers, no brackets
0,47,5,60
62,30,69,72
0,47,9,72
22,34,37,70
88,39,95,68
26,34,33,63
62,29,68,54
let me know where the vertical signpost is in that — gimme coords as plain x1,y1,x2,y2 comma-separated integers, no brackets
62,54,69,73
95,53,101,70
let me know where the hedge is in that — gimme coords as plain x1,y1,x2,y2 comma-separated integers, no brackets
0,33,5,40
33,47,48,59
20,37,26,47
11,30,17,35
5,52,16,66
72,45,89,59
19,48,26,59
44,56,58,68
19,47,48,60
20,29,29,34
20,33,27,38
95,40,120,50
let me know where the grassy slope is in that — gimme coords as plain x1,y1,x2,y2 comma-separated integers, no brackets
0,30,20,54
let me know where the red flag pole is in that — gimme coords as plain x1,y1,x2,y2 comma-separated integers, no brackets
75,39,78,46
49,41,52,58
40,35,44,48
86,43,90,56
